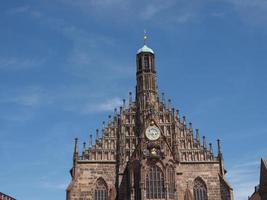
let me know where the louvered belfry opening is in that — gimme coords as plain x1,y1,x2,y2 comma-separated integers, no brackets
193,177,208,200
146,165,165,199
94,178,108,200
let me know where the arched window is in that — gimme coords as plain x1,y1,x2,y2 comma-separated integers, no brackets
167,166,175,199
139,57,142,70
94,178,108,200
193,177,208,200
146,165,165,199
144,55,149,70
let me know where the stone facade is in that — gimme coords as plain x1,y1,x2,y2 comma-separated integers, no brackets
66,40,234,200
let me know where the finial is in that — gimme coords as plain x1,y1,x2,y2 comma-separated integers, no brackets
74,138,78,154
161,92,165,104
176,109,179,119
209,143,213,154
168,99,171,110
189,122,192,130
183,116,186,125
217,139,222,155
108,115,111,124
73,138,79,162
196,129,200,142
144,30,147,45
83,142,86,152
203,136,207,149
89,134,92,146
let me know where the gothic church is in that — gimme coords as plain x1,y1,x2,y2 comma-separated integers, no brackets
66,37,234,200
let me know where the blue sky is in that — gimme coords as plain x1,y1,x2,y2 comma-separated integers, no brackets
0,0,267,199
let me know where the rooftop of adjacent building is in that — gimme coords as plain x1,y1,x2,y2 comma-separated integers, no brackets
262,158,267,168
0,192,16,200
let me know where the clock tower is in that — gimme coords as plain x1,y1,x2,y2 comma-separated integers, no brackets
66,34,234,200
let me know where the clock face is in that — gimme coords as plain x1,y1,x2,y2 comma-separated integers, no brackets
145,126,160,141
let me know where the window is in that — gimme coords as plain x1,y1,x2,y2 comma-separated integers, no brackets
139,57,142,70
144,55,149,70
193,177,208,200
94,178,108,200
167,166,175,199
146,165,165,199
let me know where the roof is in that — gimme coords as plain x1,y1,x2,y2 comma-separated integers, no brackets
137,44,154,54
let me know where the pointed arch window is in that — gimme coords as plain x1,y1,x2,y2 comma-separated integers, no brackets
167,166,175,199
94,178,108,200
146,165,165,199
193,177,208,200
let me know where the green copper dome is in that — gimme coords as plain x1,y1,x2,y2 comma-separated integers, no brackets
137,45,154,54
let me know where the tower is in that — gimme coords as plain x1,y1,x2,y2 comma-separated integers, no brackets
66,34,234,200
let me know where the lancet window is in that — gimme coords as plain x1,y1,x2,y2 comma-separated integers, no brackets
94,178,108,200
146,165,165,199
193,177,208,200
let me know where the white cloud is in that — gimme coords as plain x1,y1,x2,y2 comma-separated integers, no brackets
0,57,46,70
81,97,122,114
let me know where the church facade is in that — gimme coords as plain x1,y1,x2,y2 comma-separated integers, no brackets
66,39,234,200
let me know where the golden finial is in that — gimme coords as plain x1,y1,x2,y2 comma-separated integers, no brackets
144,30,147,45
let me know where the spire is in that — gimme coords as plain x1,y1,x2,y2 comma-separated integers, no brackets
73,138,79,161
168,99,171,111
162,93,165,105
217,139,222,156
189,122,193,131
129,92,132,105
203,136,207,149
196,129,200,142
209,143,213,154
89,134,92,146
83,142,86,153
217,139,225,176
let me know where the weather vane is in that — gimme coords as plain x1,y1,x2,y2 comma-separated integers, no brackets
144,29,147,45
